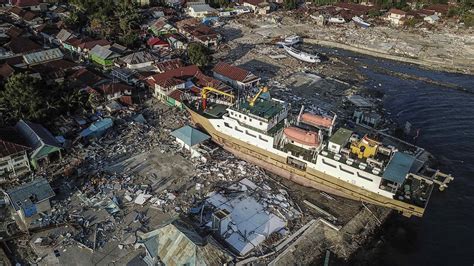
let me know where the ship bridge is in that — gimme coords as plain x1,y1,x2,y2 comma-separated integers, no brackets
228,97,289,134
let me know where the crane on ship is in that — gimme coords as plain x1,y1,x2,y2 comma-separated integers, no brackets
201,86,235,110
248,86,269,107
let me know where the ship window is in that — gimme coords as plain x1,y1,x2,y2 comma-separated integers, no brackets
249,118,252,122
244,116,247,120
224,122,231,128
260,122,263,125
339,166,354,175
235,126,243,133
246,130,256,137
357,172,373,182
259,135,268,142
322,159,337,168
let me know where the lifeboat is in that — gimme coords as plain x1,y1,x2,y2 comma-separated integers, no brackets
284,127,320,147
300,113,333,129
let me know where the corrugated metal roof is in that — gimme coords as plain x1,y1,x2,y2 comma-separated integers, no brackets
121,51,159,65
142,220,232,265
383,152,415,184
23,48,64,65
90,45,119,60
170,125,210,147
7,178,55,212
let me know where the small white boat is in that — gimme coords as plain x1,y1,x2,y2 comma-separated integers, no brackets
284,35,302,45
352,16,371,28
276,35,302,47
283,45,320,63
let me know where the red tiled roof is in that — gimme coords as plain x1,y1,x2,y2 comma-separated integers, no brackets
150,65,201,84
155,59,184,73
426,4,449,14
168,89,183,102
175,18,200,29
99,82,133,95
8,6,23,16
147,37,169,47
155,77,184,88
70,68,104,87
119,95,134,106
22,11,38,21
11,0,40,7
0,127,30,157
6,37,41,54
212,62,258,83
6,26,24,38
389,8,406,15
78,39,110,50
0,63,15,81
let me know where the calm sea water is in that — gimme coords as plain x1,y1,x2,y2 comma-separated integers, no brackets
309,45,474,265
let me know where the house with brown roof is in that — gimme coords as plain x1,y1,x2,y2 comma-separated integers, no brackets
213,62,260,90
5,36,41,55
425,4,449,16
69,68,107,90
155,59,185,73
0,127,32,180
147,65,196,99
0,63,15,82
150,17,177,36
176,19,221,47
99,82,134,101
386,8,407,26
10,0,45,11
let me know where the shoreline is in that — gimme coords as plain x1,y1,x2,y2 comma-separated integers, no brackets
304,38,473,75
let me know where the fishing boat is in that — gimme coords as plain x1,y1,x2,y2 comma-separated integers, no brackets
352,16,371,28
283,45,320,63
183,86,454,218
276,35,302,47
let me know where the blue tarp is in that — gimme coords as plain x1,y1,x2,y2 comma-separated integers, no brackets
170,125,210,147
383,152,416,184
80,118,113,139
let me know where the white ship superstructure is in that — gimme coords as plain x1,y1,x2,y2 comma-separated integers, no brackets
185,88,453,217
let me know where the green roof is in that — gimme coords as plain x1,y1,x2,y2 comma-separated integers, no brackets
237,99,284,120
171,125,210,147
383,152,415,184
329,128,353,146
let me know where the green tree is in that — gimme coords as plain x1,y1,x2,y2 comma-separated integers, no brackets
187,43,211,66
284,0,297,10
0,73,50,123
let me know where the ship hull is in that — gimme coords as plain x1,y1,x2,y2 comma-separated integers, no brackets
186,106,425,217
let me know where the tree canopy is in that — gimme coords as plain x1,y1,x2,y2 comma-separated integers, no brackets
0,73,87,126
187,43,212,66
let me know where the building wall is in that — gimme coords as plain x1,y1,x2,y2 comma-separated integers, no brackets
0,152,31,179
91,54,114,67
127,61,153,70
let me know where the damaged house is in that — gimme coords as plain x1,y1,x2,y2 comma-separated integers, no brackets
6,178,55,230
139,220,232,266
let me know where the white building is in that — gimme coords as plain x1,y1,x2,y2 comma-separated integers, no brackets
186,4,216,18
386,8,406,26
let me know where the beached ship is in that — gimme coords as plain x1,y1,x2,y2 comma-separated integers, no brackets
183,87,453,217
352,16,371,28
283,45,321,63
